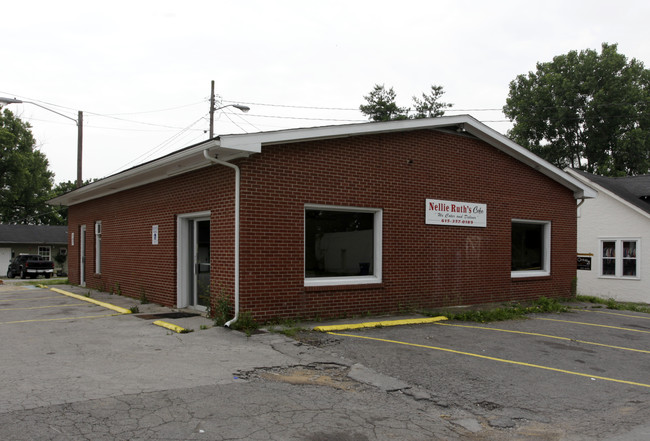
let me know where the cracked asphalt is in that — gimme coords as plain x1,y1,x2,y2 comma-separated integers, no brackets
1,282,649,440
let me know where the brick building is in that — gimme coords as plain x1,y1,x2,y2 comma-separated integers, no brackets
49,116,595,323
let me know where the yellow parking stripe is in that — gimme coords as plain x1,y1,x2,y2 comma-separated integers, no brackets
0,303,87,311
50,288,132,314
0,313,121,325
535,317,650,334
573,309,650,320
435,322,650,355
329,332,650,389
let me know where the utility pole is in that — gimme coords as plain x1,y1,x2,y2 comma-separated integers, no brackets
207,83,250,139
77,111,83,187
209,80,215,139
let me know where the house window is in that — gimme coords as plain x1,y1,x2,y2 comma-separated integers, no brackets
601,239,639,278
95,221,102,274
38,246,51,261
511,220,551,278
305,205,382,286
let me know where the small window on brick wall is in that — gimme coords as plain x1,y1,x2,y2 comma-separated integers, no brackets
95,221,102,274
511,220,551,278
305,205,382,287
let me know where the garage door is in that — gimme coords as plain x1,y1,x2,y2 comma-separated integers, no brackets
0,248,11,276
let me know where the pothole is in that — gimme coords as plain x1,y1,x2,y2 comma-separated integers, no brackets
475,401,502,411
236,363,364,391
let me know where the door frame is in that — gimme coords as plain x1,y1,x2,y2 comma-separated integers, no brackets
80,225,86,287
176,211,211,309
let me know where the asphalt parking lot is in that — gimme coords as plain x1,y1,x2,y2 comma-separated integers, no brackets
305,307,650,440
1,280,649,440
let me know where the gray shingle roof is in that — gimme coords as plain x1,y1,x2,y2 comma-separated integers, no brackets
574,170,650,215
0,225,68,245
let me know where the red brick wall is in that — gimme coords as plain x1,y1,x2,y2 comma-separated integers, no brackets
67,129,577,321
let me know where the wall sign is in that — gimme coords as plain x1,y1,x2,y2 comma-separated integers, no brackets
152,225,159,245
426,199,487,227
577,254,592,270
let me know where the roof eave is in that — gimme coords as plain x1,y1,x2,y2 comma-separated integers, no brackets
49,115,595,206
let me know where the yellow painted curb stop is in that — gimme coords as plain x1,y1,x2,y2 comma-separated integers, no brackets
50,287,132,314
153,320,192,333
313,316,448,332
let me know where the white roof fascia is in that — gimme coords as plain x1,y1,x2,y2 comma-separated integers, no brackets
49,141,217,206
49,115,595,206
566,168,650,220
217,116,471,151
460,121,598,200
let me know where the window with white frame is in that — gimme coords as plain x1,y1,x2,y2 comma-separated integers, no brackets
305,205,382,286
511,220,551,277
38,246,51,261
95,221,102,274
601,239,639,278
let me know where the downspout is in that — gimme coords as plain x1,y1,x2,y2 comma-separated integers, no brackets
203,149,240,327
576,197,585,218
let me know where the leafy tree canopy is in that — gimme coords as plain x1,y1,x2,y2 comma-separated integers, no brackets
360,84,452,122
0,108,57,224
503,43,650,176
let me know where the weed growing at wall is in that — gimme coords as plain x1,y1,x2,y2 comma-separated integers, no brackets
423,296,570,323
576,295,650,313
213,288,232,326
140,287,149,304
230,311,259,337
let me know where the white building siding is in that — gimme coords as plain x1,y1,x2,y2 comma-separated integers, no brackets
576,187,650,303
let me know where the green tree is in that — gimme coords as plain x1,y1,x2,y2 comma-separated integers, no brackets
412,85,453,118
503,43,650,176
359,84,408,122
43,179,95,225
0,109,55,224
360,84,452,121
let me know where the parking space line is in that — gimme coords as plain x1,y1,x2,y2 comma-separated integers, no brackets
535,317,650,334
435,322,650,355
0,313,122,325
329,332,650,389
0,303,87,311
0,296,67,302
573,309,650,320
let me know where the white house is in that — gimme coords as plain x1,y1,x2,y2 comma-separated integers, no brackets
567,169,650,303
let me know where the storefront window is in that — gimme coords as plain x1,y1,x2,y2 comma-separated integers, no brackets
305,205,381,286
511,220,551,277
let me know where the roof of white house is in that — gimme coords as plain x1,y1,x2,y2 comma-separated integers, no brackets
0,224,68,245
567,169,650,217
49,115,597,206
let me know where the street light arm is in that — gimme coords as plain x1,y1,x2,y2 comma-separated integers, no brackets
24,101,79,125
0,97,79,124
0,96,84,187
215,104,250,113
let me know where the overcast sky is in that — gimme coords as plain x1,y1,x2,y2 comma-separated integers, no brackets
3,0,649,184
